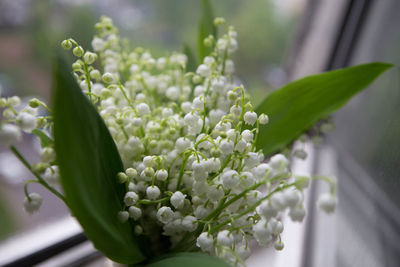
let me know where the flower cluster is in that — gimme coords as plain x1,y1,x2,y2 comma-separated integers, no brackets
0,16,337,266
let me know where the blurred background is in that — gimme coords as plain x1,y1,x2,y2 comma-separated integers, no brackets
1,0,400,267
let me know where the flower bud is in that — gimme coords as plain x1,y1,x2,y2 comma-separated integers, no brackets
29,98,41,108
274,240,284,251
40,147,56,163
72,62,82,71
170,191,186,209
146,186,160,200
156,206,174,224
117,172,128,183
24,193,43,214
0,124,21,145
244,111,257,126
90,69,101,80
102,72,114,83
156,169,168,181
73,46,84,57
196,232,214,252
125,168,137,179
117,211,129,223
214,17,226,26
216,230,234,247
317,193,336,213
83,52,97,64
134,225,143,235
61,39,72,50
259,113,269,125
124,191,139,206
128,206,142,220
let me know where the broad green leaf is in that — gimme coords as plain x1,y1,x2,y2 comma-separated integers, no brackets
183,43,197,72
256,62,393,156
198,0,217,62
52,52,145,264
145,253,230,267
32,129,53,147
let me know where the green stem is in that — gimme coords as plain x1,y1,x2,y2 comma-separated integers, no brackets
82,62,92,101
176,154,190,190
24,179,40,201
209,183,295,234
10,146,67,204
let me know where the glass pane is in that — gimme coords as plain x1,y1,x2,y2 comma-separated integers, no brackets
319,1,400,266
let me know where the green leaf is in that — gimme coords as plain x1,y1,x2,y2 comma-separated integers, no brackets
256,62,393,156
145,253,230,267
198,0,217,62
32,129,53,147
183,43,197,72
52,52,145,264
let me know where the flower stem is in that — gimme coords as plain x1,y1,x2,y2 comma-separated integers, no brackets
10,146,67,204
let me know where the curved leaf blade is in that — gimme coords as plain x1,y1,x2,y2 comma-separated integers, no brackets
146,253,230,267
183,43,197,72
53,53,145,264
256,62,393,155
198,0,217,61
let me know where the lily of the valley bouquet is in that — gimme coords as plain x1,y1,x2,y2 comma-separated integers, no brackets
0,7,391,267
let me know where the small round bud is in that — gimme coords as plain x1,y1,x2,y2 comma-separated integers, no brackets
274,240,284,251
29,98,41,108
244,111,257,126
259,113,269,125
134,225,143,235
156,206,174,224
9,96,21,106
72,62,82,71
40,147,56,163
0,98,7,108
91,38,105,52
61,39,72,50
227,90,238,101
146,186,160,200
0,124,21,145
73,46,84,57
128,206,142,220
83,52,97,64
156,169,168,181
241,129,254,142
196,232,214,252
89,69,101,80
196,64,211,77
124,191,139,206
214,17,225,26
32,162,48,173
102,72,114,83
170,191,186,209
137,103,150,117
230,105,242,117
192,75,202,84
289,205,306,222
182,216,197,232
117,211,129,223
117,172,128,183
126,168,137,179
24,193,43,214
317,193,336,213
216,230,234,247
203,35,214,47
